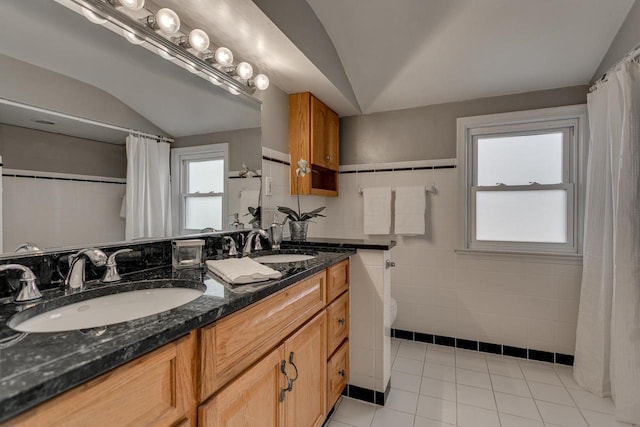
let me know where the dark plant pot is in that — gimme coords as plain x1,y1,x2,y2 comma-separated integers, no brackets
289,221,308,241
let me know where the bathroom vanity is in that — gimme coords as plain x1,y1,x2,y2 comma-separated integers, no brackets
0,249,350,427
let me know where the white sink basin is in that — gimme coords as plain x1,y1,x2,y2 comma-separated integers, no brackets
10,287,203,333
252,254,316,263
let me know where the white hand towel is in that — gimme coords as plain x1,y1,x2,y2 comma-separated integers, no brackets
363,187,392,234
394,186,425,235
239,190,260,227
206,257,282,285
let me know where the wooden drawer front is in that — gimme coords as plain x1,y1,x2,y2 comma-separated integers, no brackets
201,271,326,399
326,340,349,412
199,345,286,427
326,291,349,357
9,333,195,427
327,260,349,303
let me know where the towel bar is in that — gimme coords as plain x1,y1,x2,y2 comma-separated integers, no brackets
358,186,434,195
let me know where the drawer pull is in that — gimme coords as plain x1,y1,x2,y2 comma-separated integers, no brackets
338,317,346,326
279,360,293,402
338,369,345,377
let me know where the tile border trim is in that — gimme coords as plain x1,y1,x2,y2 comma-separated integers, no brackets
391,328,574,366
340,380,391,406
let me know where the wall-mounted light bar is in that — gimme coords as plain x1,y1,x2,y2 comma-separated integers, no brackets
62,0,269,99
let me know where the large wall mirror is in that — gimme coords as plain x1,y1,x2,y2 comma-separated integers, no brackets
0,1,263,256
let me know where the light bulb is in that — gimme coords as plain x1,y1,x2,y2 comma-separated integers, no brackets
252,74,270,90
123,30,144,45
82,8,107,24
214,47,233,66
157,47,175,60
117,0,145,10
154,8,180,34
209,76,222,86
236,62,253,80
188,29,210,52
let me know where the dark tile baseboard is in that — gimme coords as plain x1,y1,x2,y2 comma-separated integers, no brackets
391,328,574,366
341,381,390,406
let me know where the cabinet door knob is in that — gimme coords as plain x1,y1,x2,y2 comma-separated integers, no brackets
325,155,330,160
338,317,346,326
338,369,345,377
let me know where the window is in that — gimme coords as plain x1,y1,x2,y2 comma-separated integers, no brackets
457,105,587,255
171,144,229,235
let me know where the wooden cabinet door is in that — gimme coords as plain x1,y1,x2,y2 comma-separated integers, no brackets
283,311,327,427
9,333,196,427
310,95,339,171
199,345,286,427
325,107,339,171
310,95,329,169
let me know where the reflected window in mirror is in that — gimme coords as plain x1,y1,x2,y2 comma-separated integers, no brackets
171,144,229,234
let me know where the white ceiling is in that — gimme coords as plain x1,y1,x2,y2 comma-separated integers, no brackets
306,0,635,114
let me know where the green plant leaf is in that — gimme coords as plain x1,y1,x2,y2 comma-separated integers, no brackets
277,206,301,221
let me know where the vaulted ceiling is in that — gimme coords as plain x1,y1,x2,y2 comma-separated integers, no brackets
306,0,635,114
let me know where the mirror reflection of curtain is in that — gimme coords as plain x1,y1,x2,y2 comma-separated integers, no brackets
124,135,172,240
574,59,640,425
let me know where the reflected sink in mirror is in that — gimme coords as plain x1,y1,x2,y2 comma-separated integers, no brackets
9,281,205,333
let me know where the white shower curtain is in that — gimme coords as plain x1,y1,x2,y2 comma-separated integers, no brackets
124,135,172,240
574,59,640,425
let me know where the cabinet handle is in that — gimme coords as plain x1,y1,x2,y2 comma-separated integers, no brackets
288,352,299,386
279,360,293,402
325,155,330,160
338,317,346,326
338,369,345,377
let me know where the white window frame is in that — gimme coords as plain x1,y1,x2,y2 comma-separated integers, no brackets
171,143,229,235
456,105,588,256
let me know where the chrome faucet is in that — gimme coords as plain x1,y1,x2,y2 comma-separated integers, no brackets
243,229,269,256
101,249,133,283
223,236,238,256
0,264,42,302
64,248,108,293
14,242,42,253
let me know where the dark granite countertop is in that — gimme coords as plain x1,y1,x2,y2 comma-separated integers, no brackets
0,248,353,422
283,237,396,251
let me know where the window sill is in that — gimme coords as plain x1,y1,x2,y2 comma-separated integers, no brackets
454,248,583,264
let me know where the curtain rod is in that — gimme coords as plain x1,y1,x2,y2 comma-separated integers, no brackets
0,98,174,143
591,43,640,91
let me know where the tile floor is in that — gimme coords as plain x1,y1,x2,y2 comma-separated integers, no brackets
326,338,636,427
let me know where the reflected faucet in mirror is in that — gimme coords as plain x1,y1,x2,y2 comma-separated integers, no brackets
14,243,42,253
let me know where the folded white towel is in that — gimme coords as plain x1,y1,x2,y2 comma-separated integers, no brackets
206,257,282,285
363,187,392,235
394,186,425,235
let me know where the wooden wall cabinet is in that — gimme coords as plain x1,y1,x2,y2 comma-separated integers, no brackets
289,92,339,196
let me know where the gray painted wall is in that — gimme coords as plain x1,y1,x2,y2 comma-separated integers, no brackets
258,85,289,154
0,124,126,178
340,85,589,164
0,55,167,137
173,128,262,172
592,0,640,82
251,0,360,112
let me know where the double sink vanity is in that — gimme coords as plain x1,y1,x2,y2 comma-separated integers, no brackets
0,234,363,426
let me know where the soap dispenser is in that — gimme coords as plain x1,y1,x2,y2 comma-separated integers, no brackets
269,213,283,250
229,213,244,230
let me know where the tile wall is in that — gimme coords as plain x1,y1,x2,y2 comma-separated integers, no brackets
2,174,125,251
260,152,582,357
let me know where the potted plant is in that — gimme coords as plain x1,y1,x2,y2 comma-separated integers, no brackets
277,159,325,241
